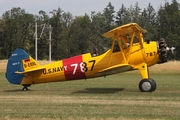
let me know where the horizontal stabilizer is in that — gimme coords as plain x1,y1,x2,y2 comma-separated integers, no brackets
15,66,45,74
97,64,132,76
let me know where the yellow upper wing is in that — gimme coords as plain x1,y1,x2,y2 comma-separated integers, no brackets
103,23,147,39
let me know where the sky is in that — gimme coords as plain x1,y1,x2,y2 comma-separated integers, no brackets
0,0,174,17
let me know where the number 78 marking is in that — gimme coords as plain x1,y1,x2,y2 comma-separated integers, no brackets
70,60,96,75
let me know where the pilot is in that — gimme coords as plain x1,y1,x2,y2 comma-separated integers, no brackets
123,35,130,47
93,47,98,56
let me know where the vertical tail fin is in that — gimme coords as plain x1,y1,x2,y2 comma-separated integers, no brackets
22,56,40,71
6,48,40,84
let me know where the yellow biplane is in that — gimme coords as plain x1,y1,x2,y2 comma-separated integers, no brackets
6,23,170,92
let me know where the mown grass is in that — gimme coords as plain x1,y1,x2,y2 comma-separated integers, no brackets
0,61,180,120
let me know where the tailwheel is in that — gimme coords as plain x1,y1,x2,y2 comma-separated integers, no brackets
22,86,28,91
22,84,31,91
139,78,156,92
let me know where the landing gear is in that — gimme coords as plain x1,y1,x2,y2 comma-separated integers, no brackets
22,86,28,91
22,84,31,91
139,78,156,92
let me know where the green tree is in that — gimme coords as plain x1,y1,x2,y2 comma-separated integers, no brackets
0,18,5,59
1,7,34,58
103,2,115,30
90,11,110,54
49,7,64,60
61,12,73,57
35,10,50,60
140,3,158,40
157,0,180,59
132,2,141,23
69,14,91,56
115,4,128,26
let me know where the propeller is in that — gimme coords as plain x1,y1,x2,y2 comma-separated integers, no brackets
158,38,176,63
167,46,175,54
158,38,169,63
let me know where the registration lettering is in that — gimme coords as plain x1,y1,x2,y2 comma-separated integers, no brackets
24,62,36,68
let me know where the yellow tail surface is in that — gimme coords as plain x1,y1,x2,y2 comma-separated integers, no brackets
22,56,41,71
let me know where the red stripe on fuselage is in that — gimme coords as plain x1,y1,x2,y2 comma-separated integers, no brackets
62,55,86,80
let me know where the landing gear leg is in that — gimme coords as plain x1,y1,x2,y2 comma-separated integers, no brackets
138,63,157,92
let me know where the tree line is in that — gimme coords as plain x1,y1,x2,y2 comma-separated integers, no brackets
0,0,180,60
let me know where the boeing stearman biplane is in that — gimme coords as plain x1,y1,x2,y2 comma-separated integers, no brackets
6,23,170,92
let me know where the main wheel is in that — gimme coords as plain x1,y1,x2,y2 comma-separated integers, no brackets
139,79,156,92
149,78,156,91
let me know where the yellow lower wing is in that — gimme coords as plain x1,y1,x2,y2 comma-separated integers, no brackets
97,64,132,76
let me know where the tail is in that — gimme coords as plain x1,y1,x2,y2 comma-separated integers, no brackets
6,48,40,85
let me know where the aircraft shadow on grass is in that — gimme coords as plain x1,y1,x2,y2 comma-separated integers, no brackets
3,88,124,94
72,88,125,94
3,89,33,92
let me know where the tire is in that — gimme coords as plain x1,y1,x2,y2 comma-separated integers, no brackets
149,78,157,91
139,79,155,92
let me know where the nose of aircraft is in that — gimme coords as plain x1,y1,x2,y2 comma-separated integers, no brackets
158,38,170,63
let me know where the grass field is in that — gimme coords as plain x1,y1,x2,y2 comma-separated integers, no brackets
0,60,180,120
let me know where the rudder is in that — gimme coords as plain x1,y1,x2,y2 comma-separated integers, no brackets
6,48,40,85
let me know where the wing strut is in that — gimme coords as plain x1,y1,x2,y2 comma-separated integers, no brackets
117,33,127,63
126,29,135,62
